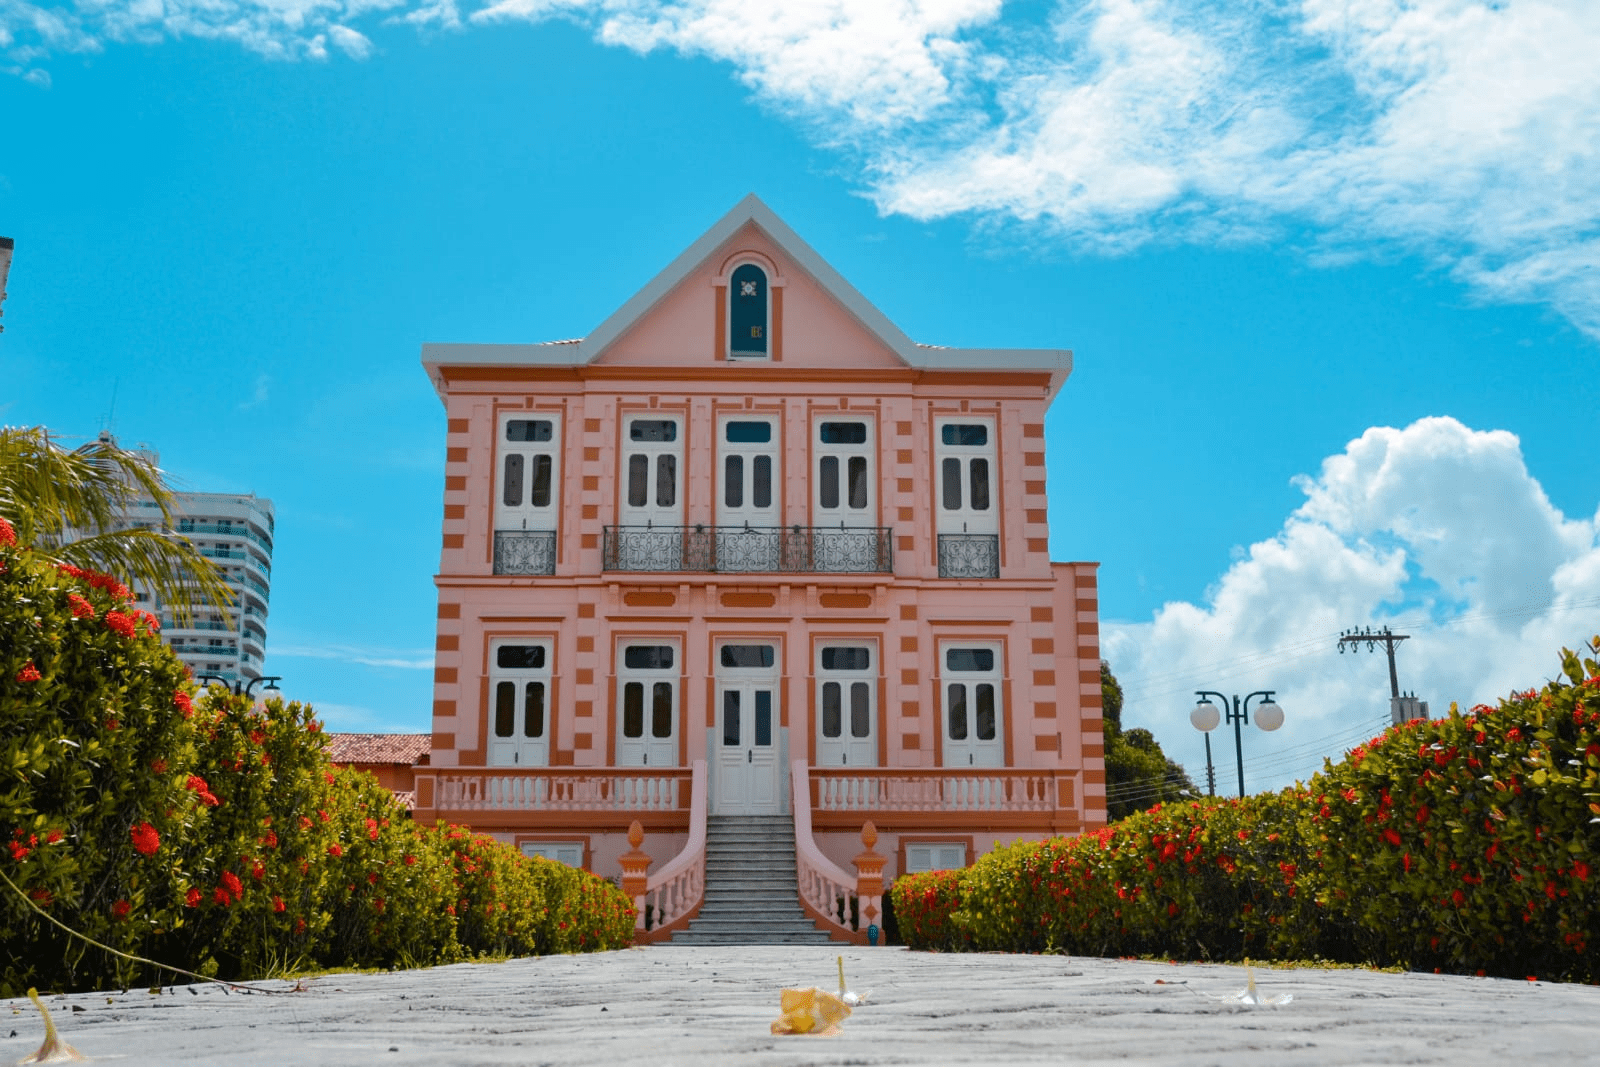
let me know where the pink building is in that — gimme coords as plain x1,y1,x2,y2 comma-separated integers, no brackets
417,195,1104,942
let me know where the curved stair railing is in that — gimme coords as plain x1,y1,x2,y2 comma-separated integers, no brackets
791,759,866,943
634,760,707,942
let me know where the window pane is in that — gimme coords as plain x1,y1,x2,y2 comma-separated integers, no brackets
630,420,677,442
969,458,990,511
976,684,996,741
651,682,674,738
720,644,775,668
502,454,524,507
722,691,741,746
850,682,871,739
530,455,553,508
819,456,839,509
755,691,772,746
507,419,553,442
624,646,674,670
941,424,987,447
947,684,968,740
497,645,546,670
822,682,842,738
495,682,515,738
623,684,644,738
726,421,772,443
821,647,870,671
724,456,743,508
820,422,868,444
946,648,995,672
848,457,868,510
524,683,545,738
627,455,647,507
656,455,676,507
753,456,772,509
941,457,961,511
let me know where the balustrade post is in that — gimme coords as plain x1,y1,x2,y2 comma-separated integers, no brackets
853,820,886,943
619,820,653,932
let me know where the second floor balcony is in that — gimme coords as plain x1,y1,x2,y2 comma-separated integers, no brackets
937,533,1000,579
602,524,893,575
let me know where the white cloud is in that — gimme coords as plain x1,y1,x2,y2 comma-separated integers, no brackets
1103,416,1600,793
5,1,1600,337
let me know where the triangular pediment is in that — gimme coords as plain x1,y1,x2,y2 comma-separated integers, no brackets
591,216,911,370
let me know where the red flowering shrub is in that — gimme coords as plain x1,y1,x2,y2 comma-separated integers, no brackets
893,636,1600,983
890,868,971,951
0,535,203,996
1303,636,1600,982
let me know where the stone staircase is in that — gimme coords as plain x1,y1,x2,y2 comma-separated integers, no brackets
671,814,833,944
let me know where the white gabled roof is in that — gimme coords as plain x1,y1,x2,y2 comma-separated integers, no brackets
422,194,1072,397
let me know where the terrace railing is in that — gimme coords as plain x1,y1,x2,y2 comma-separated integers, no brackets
493,529,558,575
936,533,1000,579
602,525,892,575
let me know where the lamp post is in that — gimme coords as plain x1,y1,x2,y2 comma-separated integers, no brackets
1189,690,1284,798
195,674,282,700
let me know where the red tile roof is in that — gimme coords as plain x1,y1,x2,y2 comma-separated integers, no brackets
327,733,431,765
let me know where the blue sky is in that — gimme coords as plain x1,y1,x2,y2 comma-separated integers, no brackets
3,1,1598,793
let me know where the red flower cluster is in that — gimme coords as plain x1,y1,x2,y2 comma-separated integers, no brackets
66,593,95,618
56,564,131,601
15,662,41,683
185,888,202,908
214,870,244,907
112,899,131,921
130,822,161,856
27,888,53,907
103,610,136,638
174,691,195,719
185,775,221,807
328,844,344,858
0,516,16,546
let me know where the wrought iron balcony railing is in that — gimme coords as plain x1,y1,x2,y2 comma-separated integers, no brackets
494,529,558,575
937,533,1000,579
602,525,893,574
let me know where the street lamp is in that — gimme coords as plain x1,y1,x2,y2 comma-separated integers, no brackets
1189,689,1284,798
195,674,282,700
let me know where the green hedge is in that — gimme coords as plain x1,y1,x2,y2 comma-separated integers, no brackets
893,637,1600,982
0,535,636,995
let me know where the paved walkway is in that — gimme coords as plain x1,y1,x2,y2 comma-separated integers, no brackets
5,946,1596,1066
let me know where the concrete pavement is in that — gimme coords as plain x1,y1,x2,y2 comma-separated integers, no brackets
4,945,1596,1066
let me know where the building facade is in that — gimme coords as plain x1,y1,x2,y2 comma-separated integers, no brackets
416,196,1105,939
112,437,276,686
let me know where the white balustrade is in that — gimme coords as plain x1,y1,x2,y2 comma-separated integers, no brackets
638,761,707,936
813,770,1058,813
792,760,858,935
436,770,687,812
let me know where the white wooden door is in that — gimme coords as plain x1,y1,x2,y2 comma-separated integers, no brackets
941,644,1005,767
616,643,678,767
714,643,780,814
716,416,780,571
487,642,550,767
815,644,876,767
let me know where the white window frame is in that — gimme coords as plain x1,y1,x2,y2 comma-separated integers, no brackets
813,415,875,524
495,412,562,533
727,262,771,361
616,640,679,768
488,639,553,768
940,641,1005,768
904,842,969,873
815,642,877,768
620,415,684,529
933,416,997,537
520,842,585,868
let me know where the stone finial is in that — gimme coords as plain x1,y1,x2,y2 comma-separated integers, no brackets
860,820,878,850
619,820,652,900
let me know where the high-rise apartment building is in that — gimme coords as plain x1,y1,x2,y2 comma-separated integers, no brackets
109,435,276,686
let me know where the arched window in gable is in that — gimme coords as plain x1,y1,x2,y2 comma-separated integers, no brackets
728,263,768,358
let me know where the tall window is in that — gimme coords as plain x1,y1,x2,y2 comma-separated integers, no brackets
616,642,678,767
934,417,999,579
941,642,1005,767
488,641,552,767
496,414,561,531
620,417,683,527
729,264,768,358
816,644,876,767
813,418,874,523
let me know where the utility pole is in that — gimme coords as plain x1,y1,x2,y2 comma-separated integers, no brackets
1338,625,1426,724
